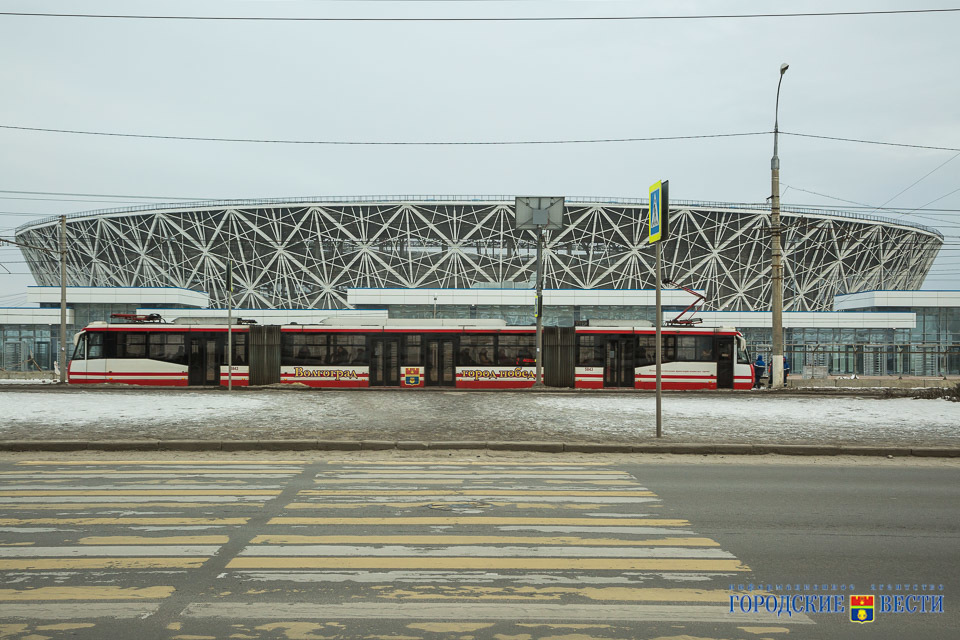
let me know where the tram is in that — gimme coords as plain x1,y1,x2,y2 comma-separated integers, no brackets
68,317,754,390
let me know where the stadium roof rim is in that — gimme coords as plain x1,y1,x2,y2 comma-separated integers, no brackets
15,194,944,240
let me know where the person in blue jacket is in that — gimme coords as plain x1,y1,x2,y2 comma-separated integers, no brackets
753,355,766,389
783,356,790,382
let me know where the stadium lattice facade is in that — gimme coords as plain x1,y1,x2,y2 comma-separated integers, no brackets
16,197,943,312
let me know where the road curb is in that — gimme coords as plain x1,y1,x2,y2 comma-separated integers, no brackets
89,440,160,451
911,447,960,457
158,440,221,451
1,440,958,457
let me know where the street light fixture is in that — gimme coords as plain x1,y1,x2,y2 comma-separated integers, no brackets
770,63,789,388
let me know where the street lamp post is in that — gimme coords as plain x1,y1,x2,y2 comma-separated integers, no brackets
770,63,789,388
59,216,67,385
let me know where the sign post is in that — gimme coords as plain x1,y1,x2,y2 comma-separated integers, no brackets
515,197,565,387
648,180,669,438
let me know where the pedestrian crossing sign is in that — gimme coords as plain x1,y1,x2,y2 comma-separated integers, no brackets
649,180,669,243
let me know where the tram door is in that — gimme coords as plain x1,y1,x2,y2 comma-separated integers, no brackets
188,334,222,386
603,336,636,388
716,336,735,389
425,338,456,387
369,337,401,387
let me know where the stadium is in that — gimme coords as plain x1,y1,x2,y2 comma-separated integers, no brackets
14,196,943,312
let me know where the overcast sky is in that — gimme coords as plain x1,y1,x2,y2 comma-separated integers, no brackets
1,0,958,306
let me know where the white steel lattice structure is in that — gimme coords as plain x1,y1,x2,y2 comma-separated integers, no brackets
15,197,943,311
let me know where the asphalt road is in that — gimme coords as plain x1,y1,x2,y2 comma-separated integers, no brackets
0,454,956,639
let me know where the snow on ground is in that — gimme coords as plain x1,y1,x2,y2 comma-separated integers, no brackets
0,388,957,445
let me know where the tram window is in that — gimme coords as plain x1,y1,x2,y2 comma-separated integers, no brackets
636,335,675,364
737,338,750,364
331,334,366,365
231,333,247,366
497,334,537,366
576,336,603,367
677,335,715,362
676,336,696,362
718,339,733,362
115,333,146,359
662,335,676,363
461,335,495,366
87,332,104,359
697,336,715,361
498,335,518,366
517,335,537,366
148,333,187,364
404,335,422,366
283,333,328,366
637,335,655,367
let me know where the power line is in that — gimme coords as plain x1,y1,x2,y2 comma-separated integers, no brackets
0,189,211,201
0,196,164,204
1,8,957,22
780,185,960,231
0,124,768,146
4,123,960,153
867,152,960,216
782,132,960,153
898,185,960,218
0,211,90,216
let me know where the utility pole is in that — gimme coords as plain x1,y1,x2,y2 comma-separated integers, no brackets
534,228,544,387
770,63,789,389
227,259,233,391
59,216,67,384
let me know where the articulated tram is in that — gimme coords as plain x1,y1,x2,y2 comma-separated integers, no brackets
68,318,754,390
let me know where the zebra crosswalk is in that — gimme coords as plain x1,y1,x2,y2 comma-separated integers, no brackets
0,458,812,638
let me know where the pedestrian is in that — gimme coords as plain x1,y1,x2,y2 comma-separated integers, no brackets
783,356,790,382
753,354,766,389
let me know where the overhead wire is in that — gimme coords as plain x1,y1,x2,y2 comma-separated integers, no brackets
2,123,959,156
867,152,960,216
0,125,770,146
1,8,958,22
781,131,960,153
0,189,211,201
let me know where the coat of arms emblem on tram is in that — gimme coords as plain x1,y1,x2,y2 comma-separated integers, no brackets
404,367,421,386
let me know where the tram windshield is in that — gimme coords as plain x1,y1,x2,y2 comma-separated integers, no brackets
71,331,86,360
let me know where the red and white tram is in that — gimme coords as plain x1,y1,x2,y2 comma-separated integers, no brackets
573,325,753,390
68,319,753,390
